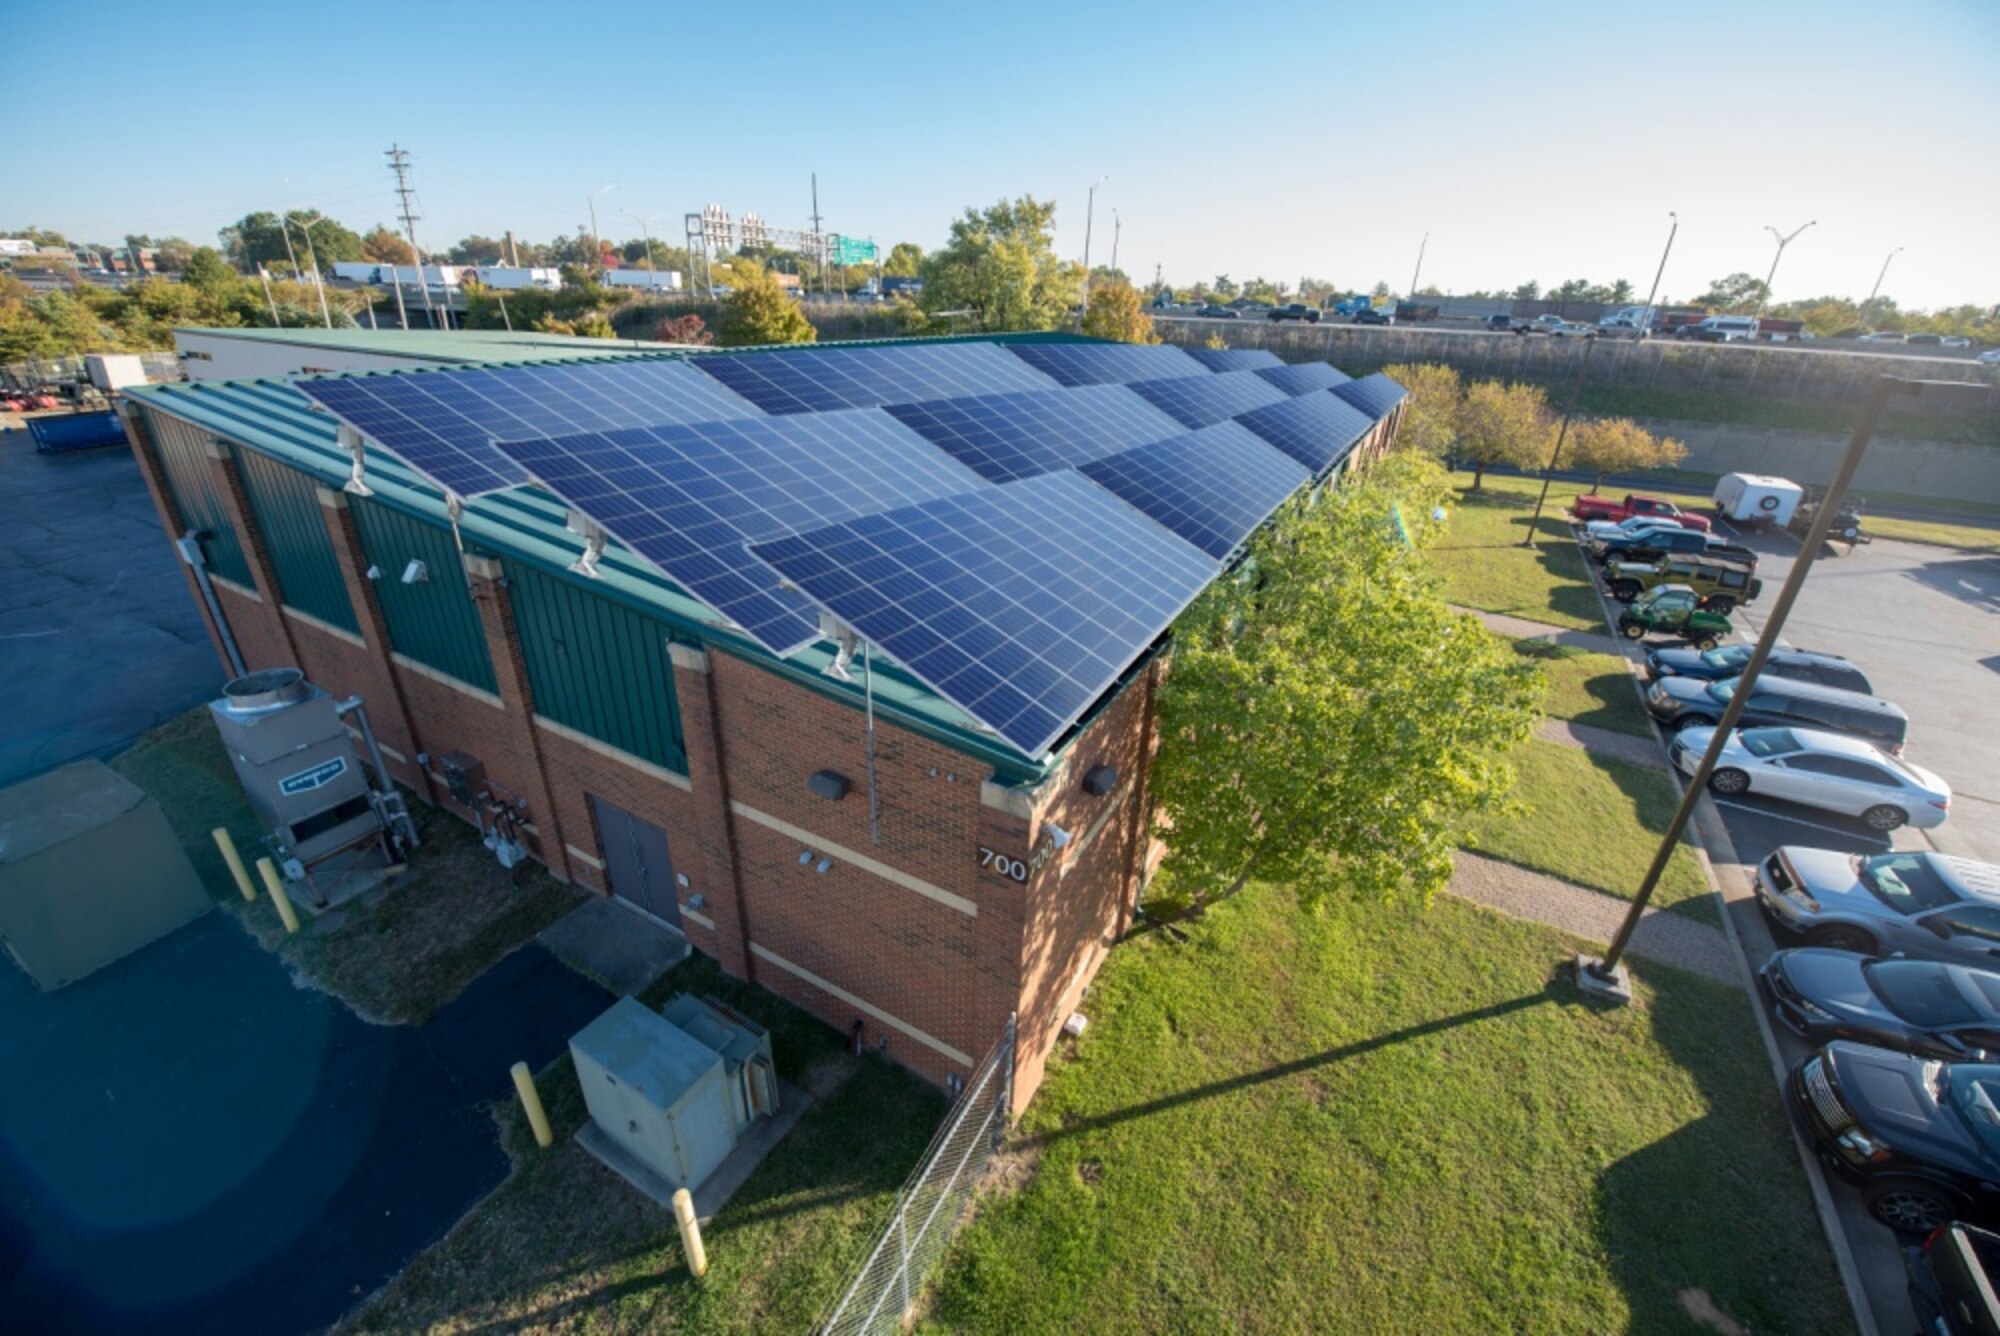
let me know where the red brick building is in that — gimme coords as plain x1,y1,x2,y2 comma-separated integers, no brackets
123,333,1403,1109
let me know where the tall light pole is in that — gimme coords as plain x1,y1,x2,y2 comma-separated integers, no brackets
1409,231,1429,298
1079,175,1106,325
587,184,618,276
286,212,334,329
624,210,665,279
1110,209,1121,276
1754,219,1815,318
1639,211,1678,335
1863,246,1903,329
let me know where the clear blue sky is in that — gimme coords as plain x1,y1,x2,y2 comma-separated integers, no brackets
9,0,1997,309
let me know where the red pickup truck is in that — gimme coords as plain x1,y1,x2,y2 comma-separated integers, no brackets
1570,492,1713,533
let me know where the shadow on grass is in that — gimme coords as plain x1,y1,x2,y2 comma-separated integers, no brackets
1598,752,1719,927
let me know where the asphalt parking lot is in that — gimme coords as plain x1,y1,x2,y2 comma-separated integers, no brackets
1579,515,2000,1335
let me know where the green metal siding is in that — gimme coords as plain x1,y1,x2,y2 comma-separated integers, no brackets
349,499,497,692
505,560,687,773
144,408,253,586
233,447,359,634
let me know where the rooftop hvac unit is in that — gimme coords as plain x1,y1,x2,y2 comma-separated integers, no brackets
570,994,778,1194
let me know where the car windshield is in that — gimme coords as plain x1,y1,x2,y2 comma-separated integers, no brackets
1706,680,1736,702
1699,646,1754,671
1866,961,1982,1026
1946,1069,2000,1161
1738,728,1798,757
1857,854,1961,913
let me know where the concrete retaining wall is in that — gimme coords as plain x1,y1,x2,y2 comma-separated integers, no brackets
1638,419,2000,505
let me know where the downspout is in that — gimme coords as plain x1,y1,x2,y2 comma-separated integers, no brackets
176,531,247,677
336,696,420,849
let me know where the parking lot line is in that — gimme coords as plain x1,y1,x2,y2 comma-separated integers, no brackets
1710,799,1893,847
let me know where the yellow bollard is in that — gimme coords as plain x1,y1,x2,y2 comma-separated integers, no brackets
213,828,257,901
254,857,302,934
510,1061,554,1148
673,1188,708,1278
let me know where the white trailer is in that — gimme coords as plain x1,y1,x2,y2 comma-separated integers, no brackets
84,353,150,393
1712,473,1803,528
602,269,684,291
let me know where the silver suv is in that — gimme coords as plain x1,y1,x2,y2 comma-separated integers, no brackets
1756,846,2000,960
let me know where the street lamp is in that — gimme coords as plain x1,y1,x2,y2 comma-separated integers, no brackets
286,212,335,329
1753,220,1815,319
1863,246,1904,329
624,209,666,280
1409,232,1429,299
1079,175,1107,325
1576,372,1992,1004
587,184,618,275
1639,211,1678,335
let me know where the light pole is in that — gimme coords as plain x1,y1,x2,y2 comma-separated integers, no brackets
1863,246,1903,329
1079,175,1106,325
587,185,618,276
286,213,334,329
1639,211,1678,335
1753,220,1815,319
1409,231,1428,298
1576,372,1992,1003
624,210,666,280
1521,332,1599,544
1110,209,1121,277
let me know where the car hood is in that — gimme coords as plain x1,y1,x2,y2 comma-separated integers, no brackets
1648,647,1715,678
1782,846,1889,912
1823,1042,1963,1147
1774,949,1886,1018
1653,674,1718,705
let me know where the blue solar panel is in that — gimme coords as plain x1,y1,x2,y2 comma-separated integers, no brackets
884,384,1184,483
688,342,1057,415
1331,372,1410,419
1004,341,1210,387
1183,346,1284,372
499,411,989,653
1126,371,1289,429
298,359,762,497
749,471,1216,757
1078,422,1310,559
1255,361,1351,396
1234,390,1378,475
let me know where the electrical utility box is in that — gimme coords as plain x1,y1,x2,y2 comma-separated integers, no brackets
569,995,778,1193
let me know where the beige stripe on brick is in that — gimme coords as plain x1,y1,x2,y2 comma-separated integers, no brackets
533,715,692,791
391,653,504,709
728,801,975,917
564,843,604,870
750,943,972,1066
681,906,716,931
283,605,365,648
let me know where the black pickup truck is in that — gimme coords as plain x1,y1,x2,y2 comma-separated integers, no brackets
1268,303,1322,323
1590,525,1758,568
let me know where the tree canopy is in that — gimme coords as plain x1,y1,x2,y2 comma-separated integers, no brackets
1378,362,1464,460
1694,272,1769,314
221,210,364,274
1080,278,1159,344
883,242,923,278
361,226,416,265
1150,455,1542,909
1455,379,1552,489
918,196,1081,332
717,260,816,346
1563,417,1686,486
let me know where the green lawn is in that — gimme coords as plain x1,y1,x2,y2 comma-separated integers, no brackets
927,888,1851,1334
1513,638,1655,738
1433,478,1605,630
1468,739,1713,920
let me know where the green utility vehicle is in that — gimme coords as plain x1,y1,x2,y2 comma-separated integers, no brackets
1616,585,1735,649
1603,555,1763,613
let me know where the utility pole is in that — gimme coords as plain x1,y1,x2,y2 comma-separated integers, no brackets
1863,246,1903,329
587,184,617,280
386,145,439,330
810,173,825,297
1080,176,1106,325
1640,211,1678,336
1754,220,1815,319
1110,209,1121,276
505,229,520,267
1409,232,1429,298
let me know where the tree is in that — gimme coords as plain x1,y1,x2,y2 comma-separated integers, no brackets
153,237,195,272
883,242,923,278
1607,278,1635,304
1379,362,1463,460
1080,278,1159,344
361,226,416,265
918,196,1080,332
1210,274,1239,299
1695,272,1768,313
1564,418,1687,488
221,210,363,273
1150,454,1542,910
653,313,713,345
1455,379,1552,490
183,247,238,292
448,235,508,265
1511,280,1541,301
1371,280,1392,299
717,260,816,346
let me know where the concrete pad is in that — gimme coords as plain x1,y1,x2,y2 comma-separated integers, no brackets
538,896,690,996
575,1080,811,1219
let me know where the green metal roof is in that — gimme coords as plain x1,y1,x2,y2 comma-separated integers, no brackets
125,367,1066,785
173,326,688,364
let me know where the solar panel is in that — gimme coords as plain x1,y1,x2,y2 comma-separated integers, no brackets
1331,372,1410,419
1183,346,1284,372
1255,361,1351,396
688,342,1057,414
885,384,1184,483
1004,341,1210,387
498,411,989,653
749,471,1217,757
1234,390,1378,475
1078,422,1310,559
298,359,762,497
1126,370,1289,429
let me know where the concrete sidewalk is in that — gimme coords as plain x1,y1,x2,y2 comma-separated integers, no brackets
1453,604,1624,654
1536,717,1668,769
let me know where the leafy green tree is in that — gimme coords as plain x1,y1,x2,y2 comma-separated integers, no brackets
883,242,923,278
1695,272,1768,314
1210,274,1238,299
1564,417,1686,488
1511,280,1541,300
153,237,195,272
1150,454,1542,909
1455,379,1552,490
1379,362,1463,459
918,196,1080,332
717,260,816,346
222,210,362,272
1607,278,1635,304
448,235,508,264
1081,278,1159,344
361,226,415,265
183,247,238,292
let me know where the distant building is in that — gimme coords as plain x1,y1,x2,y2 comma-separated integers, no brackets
0,238,35,257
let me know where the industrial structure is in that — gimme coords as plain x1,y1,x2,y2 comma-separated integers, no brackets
120,330,1405,1109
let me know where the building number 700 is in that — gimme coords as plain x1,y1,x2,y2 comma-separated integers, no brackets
977,846,1029,883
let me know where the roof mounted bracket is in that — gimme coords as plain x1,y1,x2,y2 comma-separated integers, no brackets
565,510,608,580
336,424,374,497
819,611,859,681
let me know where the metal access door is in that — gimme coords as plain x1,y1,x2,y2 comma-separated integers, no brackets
588,794,682,930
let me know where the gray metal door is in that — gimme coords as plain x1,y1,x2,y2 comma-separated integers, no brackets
589,794,682,930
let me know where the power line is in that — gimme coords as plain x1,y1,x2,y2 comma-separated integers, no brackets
385,144,441,328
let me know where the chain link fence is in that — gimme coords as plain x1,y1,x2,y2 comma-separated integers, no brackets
820,1015,1015,1336
3,352,181,390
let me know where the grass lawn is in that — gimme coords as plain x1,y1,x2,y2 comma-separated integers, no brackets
1512,638,1654,738
1433,477,1604,630
113,707,584,1025
1469,739,1714,921
927,888,1851,1334
345,952,944,1334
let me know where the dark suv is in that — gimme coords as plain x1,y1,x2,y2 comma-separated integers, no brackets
1643,672,1911,752
1269,303,1321,323
1591,526,1758,567
1906,1222,2000,1335
1643,644,1874,695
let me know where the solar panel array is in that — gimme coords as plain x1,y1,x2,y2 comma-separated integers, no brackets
299,336,1402,756
1255,361,1351,396
1078,422,1311,559
749,471,1217,756
298,360,761,497
499,412,988,652
1126,371,1290,429
885,384,1184,483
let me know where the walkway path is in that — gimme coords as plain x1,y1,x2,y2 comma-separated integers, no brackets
1536,717,1668,769
1452,604,1624,654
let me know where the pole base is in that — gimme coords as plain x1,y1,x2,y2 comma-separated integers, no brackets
1574,955,1636,1007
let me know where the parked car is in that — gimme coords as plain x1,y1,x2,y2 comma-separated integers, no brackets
1269,303,1321,323
1617,585,1734,648
1679,315,1761,342
1643,644,1874,696
1905,1221,2000,1335
1859,331,1908,344
1571,491,1714,533
1673,723,1941,828
1602,555,1761,612
1981,349,2000,366
1762,949,2000,1060
1197,305,1239,319
1909,334,1946,347
1755,845,2000,956
1653,675,1910,753
1789,1042,2000,1233
1582,515,1689,543
1593,526,1756,567
1941,336,1975,350
1486,313,1514,331
1510,314,1588,336
1352,308,1393,325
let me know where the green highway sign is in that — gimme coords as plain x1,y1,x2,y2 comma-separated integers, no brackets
830,236,877,265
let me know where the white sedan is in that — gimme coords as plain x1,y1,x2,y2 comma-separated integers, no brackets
1673,725,1952,831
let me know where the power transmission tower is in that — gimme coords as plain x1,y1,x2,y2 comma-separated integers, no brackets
385,144,440,329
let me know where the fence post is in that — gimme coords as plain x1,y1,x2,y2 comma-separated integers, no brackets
896,1214,912,1317
996,1012,1017,1147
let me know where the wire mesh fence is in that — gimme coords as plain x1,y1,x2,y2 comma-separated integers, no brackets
820,1014,1015,1336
